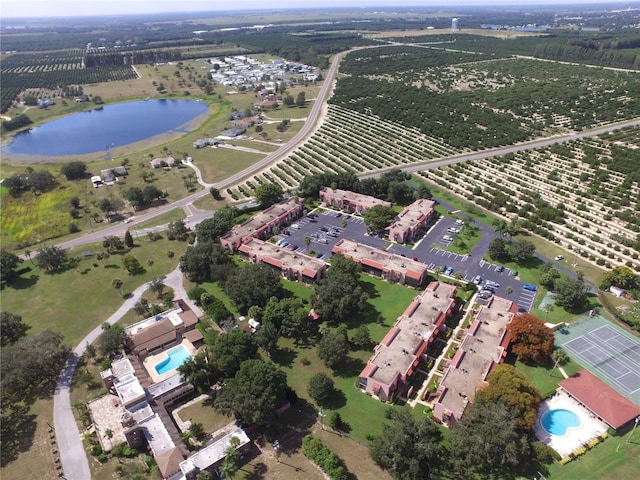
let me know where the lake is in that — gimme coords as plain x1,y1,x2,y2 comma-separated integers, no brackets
3,99,209,156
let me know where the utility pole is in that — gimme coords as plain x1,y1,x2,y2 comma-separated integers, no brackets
626,416,640,444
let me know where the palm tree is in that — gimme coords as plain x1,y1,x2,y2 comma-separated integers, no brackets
433,266,443,281
112,278,123,297
149,277,165,298
505,286,513,296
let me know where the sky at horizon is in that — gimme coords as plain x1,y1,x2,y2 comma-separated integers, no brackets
1,0,635,19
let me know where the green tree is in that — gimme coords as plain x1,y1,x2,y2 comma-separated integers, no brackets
506,313,554,365
487,237,508,260
509,239,535,263
317,329,349,370
255,182,284,208
167,220,190,241
311,254,368,322
0,248,23,283
195,206,238,242
214,359,289,428
196,471,214,480
351,325,373,350
103,235,125,253
124,230,134,248
283,95,294,106
295,91,306,107
369,409,443,480
112,278,123,296
122,255,144,275
554,275,588,312
98,324,126,357
201,293,232,326
307,373,335,407
209,329,259,379
177,352,215,393
363,205,396,233
35,246,68,273
475,364,541,431
601,265,639,290
0,330,69,404
223,263,284,313
148,277,165,298
179,242,232,283
60,161,87,180
0,312,30,346
417,183,432,199
449,397,530,477
254,320,280,355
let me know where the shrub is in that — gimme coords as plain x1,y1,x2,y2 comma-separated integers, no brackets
301,435,349,480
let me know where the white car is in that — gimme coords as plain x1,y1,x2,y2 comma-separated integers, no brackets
555,255,564,261
443,235,453,241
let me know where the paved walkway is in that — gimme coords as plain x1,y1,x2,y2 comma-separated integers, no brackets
54,265,197,480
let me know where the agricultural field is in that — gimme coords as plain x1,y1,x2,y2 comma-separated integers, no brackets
421,126,640,272
226,103,461,200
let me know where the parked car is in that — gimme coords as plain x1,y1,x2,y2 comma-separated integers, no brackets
290,244,299,251
523,284,537,291
478,291,492,299
282,230,290,236
510,270,518,276
445,267,454,276
485,280,500,288
496,265,504,272
281,242,289,248
307,213,317,219
309,218,317,223
290,223,301,230
481,286,495,293
320,226,329,232
443,235,453,241
318,238,329,244
473,275,482,284
555,255,564,261
456,219,464,224
335,212,342,218
315,252,323,258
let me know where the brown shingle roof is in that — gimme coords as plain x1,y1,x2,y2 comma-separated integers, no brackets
560,369,640,429
178,310,198,328
156,447,184,479
130,319,177,353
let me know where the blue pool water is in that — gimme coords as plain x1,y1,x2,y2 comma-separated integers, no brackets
154,345,191,375
541,409,581,436
4,99,208,156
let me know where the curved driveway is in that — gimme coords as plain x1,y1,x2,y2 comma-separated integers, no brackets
52,44,639,479
54,268,201,480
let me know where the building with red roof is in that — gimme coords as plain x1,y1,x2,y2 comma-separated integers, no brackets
433,295,518,426
559,370,640,430
332,239,428,287
238,237,327,283
358,281,457,401
387,198,436,244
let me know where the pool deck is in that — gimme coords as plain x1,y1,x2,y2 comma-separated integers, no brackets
534,390,607,458
143,339,197,384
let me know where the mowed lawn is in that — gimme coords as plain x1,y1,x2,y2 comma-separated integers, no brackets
545,434,639,479
2,237,185,346
273,275,426,442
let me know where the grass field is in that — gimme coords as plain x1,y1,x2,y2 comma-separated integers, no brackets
2,236,185,346
545,432,639,479
177,398,233,435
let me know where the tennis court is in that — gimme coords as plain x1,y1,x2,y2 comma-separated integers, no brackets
556,316,640,405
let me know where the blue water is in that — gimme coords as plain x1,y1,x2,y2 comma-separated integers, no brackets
4,99,208,156
154,345,191,375
541,409,581,436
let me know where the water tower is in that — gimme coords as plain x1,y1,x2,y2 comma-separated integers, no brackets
451,18,459,32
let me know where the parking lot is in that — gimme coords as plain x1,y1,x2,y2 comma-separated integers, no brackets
271,206,536,312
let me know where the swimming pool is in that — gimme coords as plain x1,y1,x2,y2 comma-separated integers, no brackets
154,345,191,376
541,409,581,436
